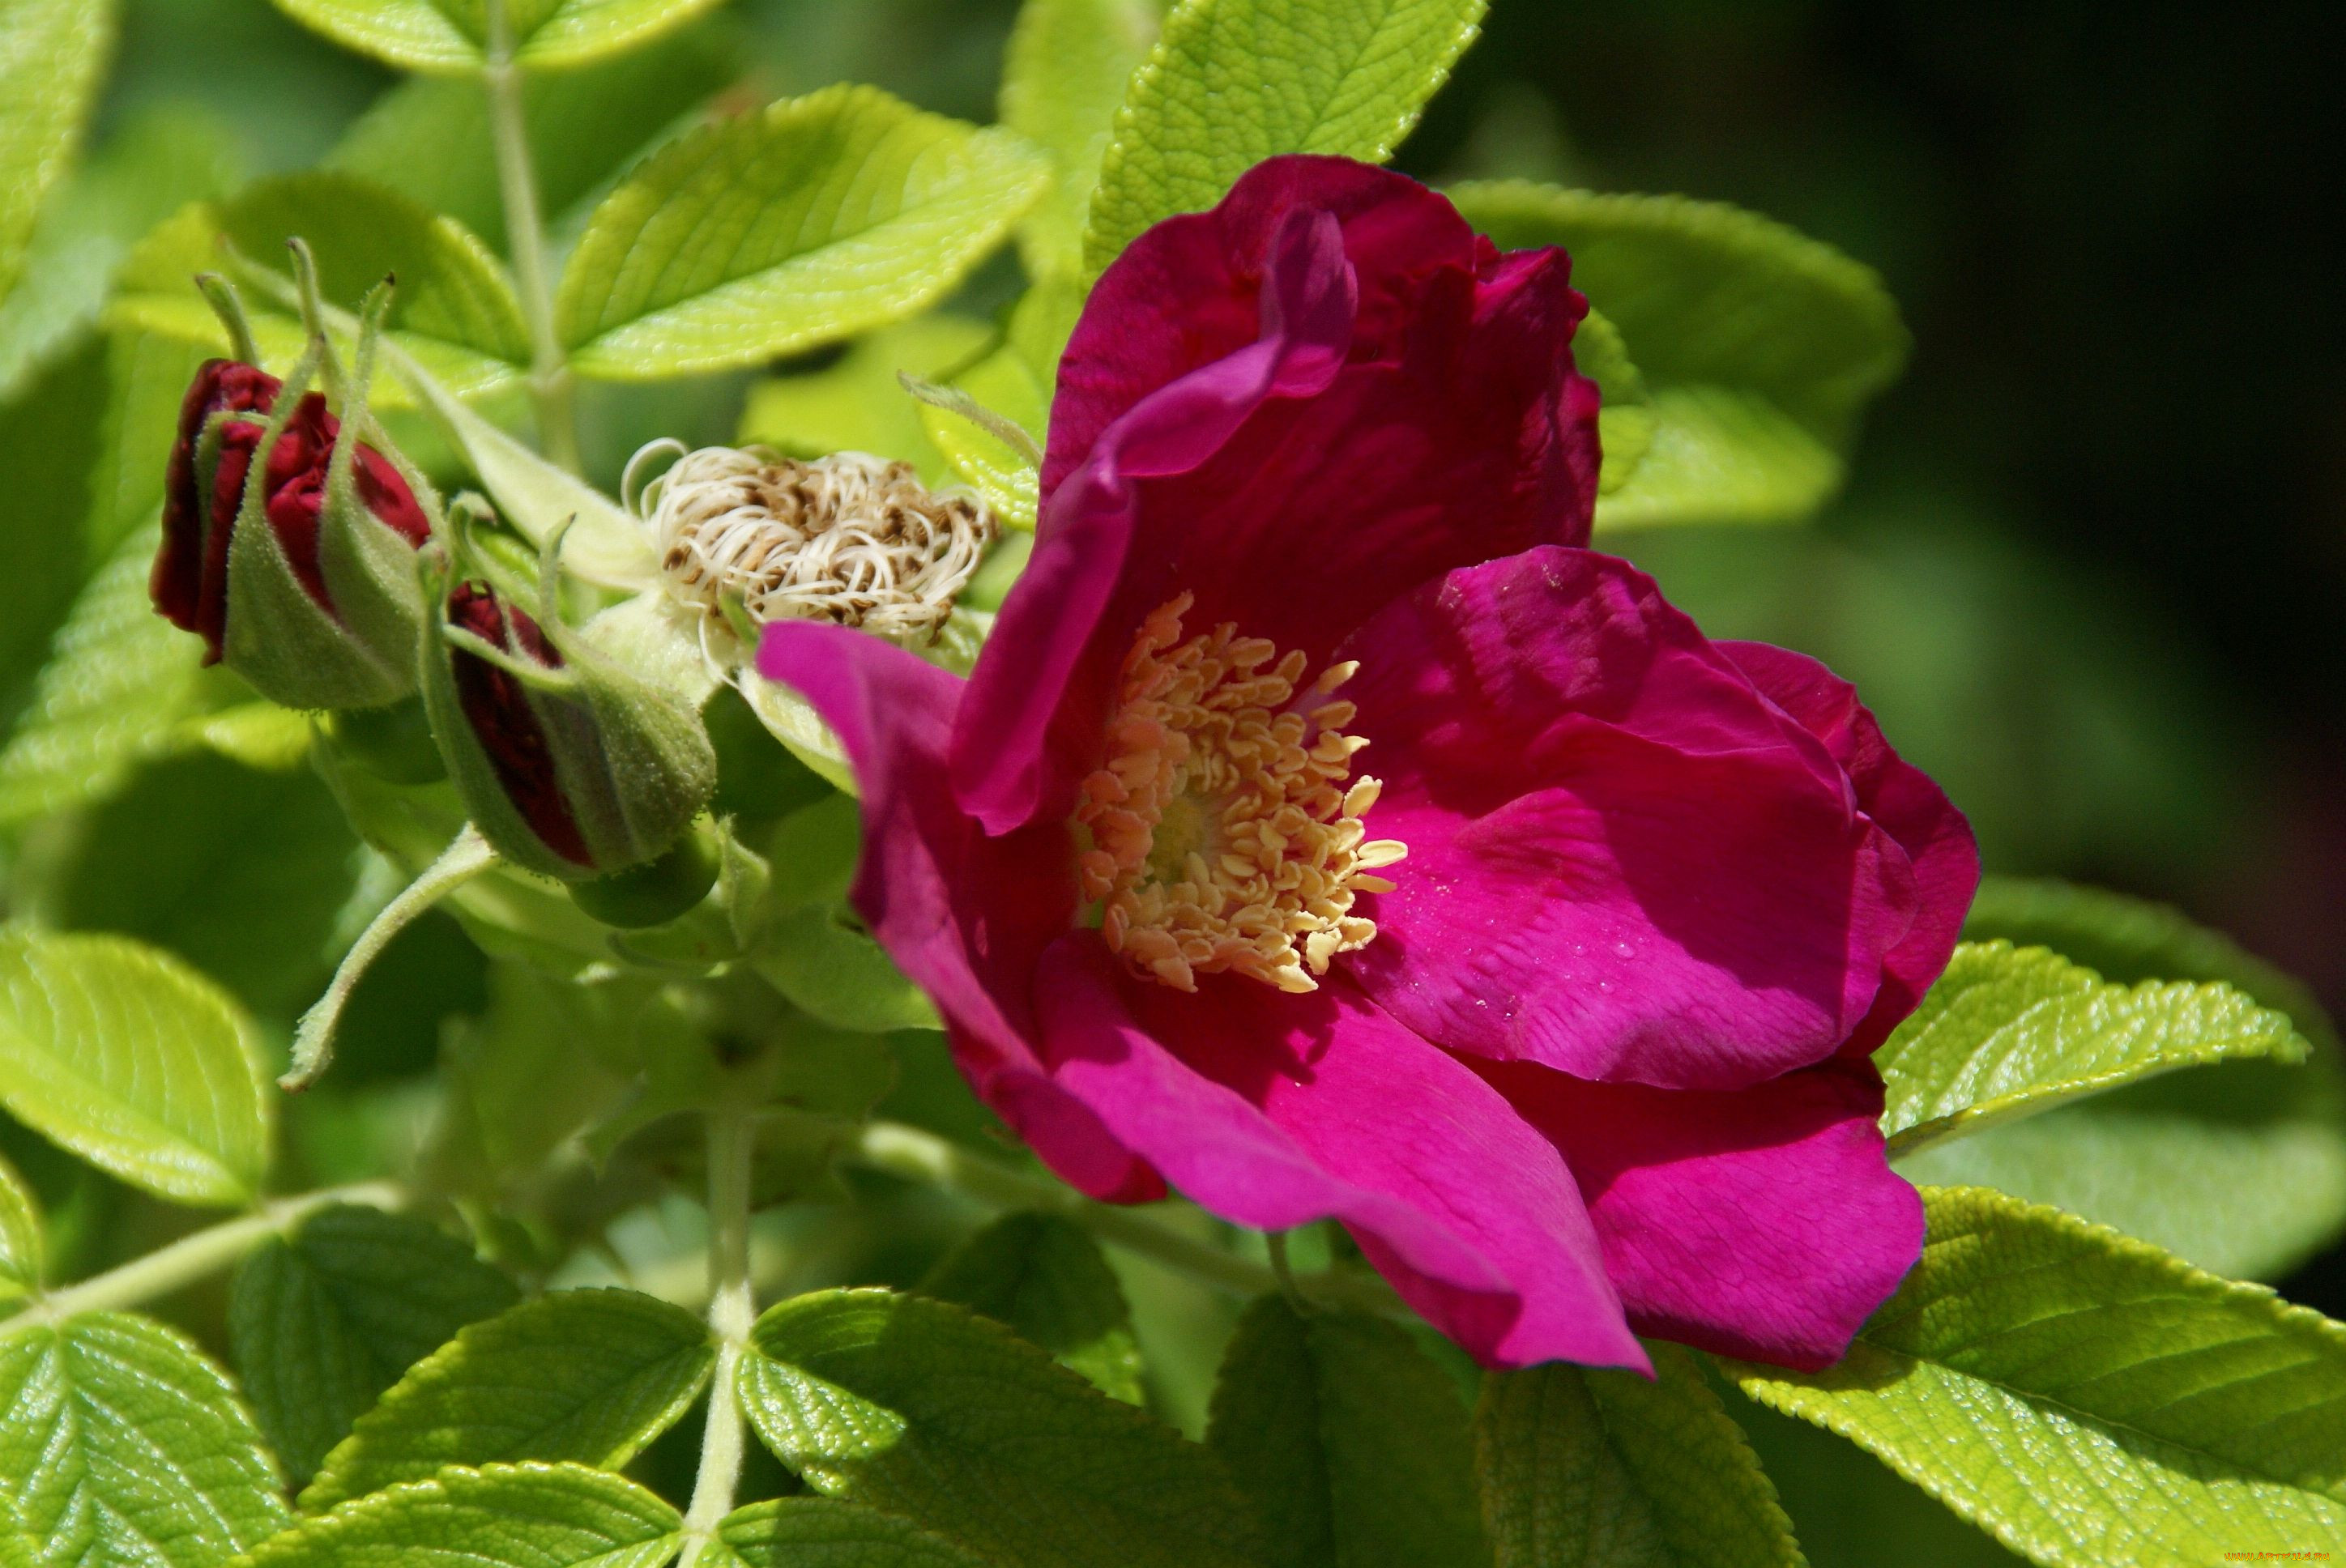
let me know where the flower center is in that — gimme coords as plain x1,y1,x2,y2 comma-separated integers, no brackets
1075,594,1406,995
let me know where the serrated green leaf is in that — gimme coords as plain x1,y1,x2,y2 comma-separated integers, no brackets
230,1204,521,1484
301,1286,714,1510
712,1497,989,1568
1003,0,1163,281
753,906,942,1035
0,1311,291,1568
920,1212,1144,1404
0,340,108,722
738,1287,1263,1568
1086,0,1486,273
1208,1295,1487,1568
557,84,1047,380
740,315,992,484
245,1461,680,1568
0,0,113,311
325,28,732,254
1475,1347,1801,1568
919,336,1048,532
1877,940,2305,1159
0,519,204,828
269,0,724,73
1730,1186,2346,1568
0,928,271,1207
0,1153,39,1299
110,174,529,407
1449,183,1907,527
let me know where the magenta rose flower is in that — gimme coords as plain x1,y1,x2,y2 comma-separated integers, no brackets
758,156,1977,1372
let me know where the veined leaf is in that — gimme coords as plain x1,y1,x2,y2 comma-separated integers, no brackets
1449,182,1907,527
1002,0,1164,281
0,341,108,722
0,1311,291,1568
918,277,1077,529
1209,1294,1488,1568
752,906,942,1034
0,0,113,309
1876,940,2304,1159
0,1153,38,1300
230,1204,521,1484
1475,1347,1801,1568
301,1287,714,1510
713,1497,989,1568
740,314,992,484
109,175,530,407
1085,0,1487,273
556,85,1048,380
268,0,725,74
920,1212,1144,1404
1731,1186,2346,1568
244,1461,680,1568
738,1287,1264,1568
0,928,271,1207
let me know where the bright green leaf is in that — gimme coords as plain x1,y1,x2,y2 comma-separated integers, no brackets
230,1204,521,1484
0,0,113,309
1731,1186,2346,1568
1449,182,1908,527
738,1287,1264,1568
1209,1294,1488,1568
713,1497,989,1568
1877,940,2305,1159
0,1153,38,1299
1003,0,1163,280
0,928,271,1207
1474,1346,1800,1568
740,314,993,484
557,84,1048,380
0,1311,291,1568
88,327,215,555
301,1286,714,1510
753,906,942,1035
268,0,724,74
110,175,530,407
245,1461,680,1568
1085,0,1486,273
920,1212,1145,1404
0,341,108,722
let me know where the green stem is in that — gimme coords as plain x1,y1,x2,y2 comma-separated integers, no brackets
838,1119,1401,1317
483,0,582,475
2,1182,403,1334
680,1110,757,1559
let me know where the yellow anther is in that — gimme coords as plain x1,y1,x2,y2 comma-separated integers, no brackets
1073,595,1405,993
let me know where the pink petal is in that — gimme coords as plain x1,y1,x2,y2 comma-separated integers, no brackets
753,622,1158,1200
1491,1057,1925,1370
1341,547,1919,1090
1723,641,1980,1055
1036,940,1645,1371
953,156,1599,834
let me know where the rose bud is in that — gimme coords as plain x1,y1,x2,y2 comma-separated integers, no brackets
420,575,718,888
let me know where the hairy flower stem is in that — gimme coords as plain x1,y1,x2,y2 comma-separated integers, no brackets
483,0,582,475
680,1110,757,1561
0,1182,403,1334
839,1119,1401,1317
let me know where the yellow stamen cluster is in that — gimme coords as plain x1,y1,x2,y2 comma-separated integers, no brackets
1076,594,1406,994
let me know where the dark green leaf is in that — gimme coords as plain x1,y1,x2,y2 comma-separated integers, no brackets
712,1497,989,1568
920,1212,1144,1403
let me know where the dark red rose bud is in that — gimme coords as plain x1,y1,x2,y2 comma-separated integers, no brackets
153,359,279,654
445,583,595,869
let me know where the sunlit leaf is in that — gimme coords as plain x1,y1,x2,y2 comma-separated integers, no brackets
268,0,726,75
245,1462,680,1568
712,1497,987,1568
0,0,113,310
740,314,992,484
1002,0,1163,280
0,1153,39,1300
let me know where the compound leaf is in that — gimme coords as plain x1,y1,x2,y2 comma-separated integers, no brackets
244,1461,680,1568
301,1287,714,1511
920,1212,1144,1404
1475,1346,1800,1568
0,1311,290,1568
1209,1294,1487,1568
1086,0,1486,272
557,85,1047,380
737,1287,1263,1568
0,927,271,1207
230,1204,521,1484
1730,1186,2346,1568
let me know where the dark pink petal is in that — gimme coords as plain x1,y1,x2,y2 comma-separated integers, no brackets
1342,547,1919,1090
1723,641,1980,1055
754,622,1159,1200
954,155,1600,833
1035,940,1645,1371
1491,1057,1924,1370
